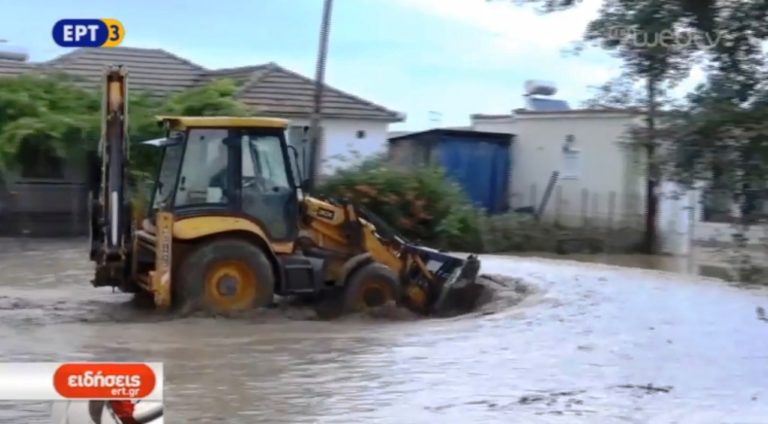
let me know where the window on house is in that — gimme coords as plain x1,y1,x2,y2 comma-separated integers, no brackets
561,149,582,179
356,130,366,139
17,141,65,180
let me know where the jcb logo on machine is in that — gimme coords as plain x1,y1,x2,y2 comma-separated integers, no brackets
316,208,335,220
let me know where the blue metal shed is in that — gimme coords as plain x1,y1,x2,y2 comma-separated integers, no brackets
388,129,513,214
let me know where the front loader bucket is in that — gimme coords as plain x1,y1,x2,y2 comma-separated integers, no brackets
432,254,484,316
404,245,484,316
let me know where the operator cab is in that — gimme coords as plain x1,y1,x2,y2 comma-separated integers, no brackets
147,116,303,241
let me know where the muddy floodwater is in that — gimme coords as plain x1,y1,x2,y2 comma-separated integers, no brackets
2,239,768,423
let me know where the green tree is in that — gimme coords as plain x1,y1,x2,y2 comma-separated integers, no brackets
499,0,768,255
582,1,701,253
128,78,253,179
161,79,251,116
520,0,768,277
0,73,100,172
126,79,252,200
0,74,251,187
125,91,164,188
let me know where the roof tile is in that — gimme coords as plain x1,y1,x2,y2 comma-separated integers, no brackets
2,47,403,121
0,59,40,76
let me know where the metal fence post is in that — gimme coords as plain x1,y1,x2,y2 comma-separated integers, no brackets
608,191,617,230
591,191,599,228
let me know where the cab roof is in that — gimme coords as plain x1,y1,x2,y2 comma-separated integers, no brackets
156,116,289,129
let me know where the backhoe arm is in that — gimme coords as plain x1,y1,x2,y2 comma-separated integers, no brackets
89,66,132,287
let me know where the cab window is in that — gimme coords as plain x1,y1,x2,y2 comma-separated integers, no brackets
241,133,295,239
175,129,230,207
245,135,291,189
151,142,184,210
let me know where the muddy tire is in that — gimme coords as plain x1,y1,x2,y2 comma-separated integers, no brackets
342,263,401,314
174,239,275,314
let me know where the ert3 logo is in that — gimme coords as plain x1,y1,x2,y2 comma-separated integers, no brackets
52,19,125,48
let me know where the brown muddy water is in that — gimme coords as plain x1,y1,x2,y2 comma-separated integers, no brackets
2,238,768,423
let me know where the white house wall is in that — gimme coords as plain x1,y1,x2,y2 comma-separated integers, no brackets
472,113,647,228
286,118,390,176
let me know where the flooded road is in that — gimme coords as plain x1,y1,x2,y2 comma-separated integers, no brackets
2,239,768,423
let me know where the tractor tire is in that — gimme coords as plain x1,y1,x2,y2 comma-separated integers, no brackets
342,262,401,314
175,238,275,314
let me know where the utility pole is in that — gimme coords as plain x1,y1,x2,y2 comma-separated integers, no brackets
306,0,333,192
644,77,659,254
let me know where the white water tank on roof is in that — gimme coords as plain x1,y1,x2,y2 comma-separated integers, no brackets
524,80,557,96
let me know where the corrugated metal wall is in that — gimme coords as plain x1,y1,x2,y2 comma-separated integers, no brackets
435,135,510,213
387,131,512,214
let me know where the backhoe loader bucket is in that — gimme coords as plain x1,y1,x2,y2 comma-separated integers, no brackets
403,245,484,316
433,254,486,316
352,204,484,315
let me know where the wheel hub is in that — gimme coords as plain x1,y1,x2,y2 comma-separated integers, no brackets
362,286,386,307
216,275,239,297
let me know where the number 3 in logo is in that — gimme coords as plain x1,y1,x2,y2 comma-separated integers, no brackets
101,18,124,47
109,25,120,42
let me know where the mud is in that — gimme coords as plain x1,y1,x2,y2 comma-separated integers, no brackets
2,239,768,423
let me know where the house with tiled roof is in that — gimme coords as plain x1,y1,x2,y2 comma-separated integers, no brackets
33,48,404,121
0,47,404,236
2,46,404,157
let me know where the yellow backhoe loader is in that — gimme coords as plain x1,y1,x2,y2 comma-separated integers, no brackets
87,66,482,316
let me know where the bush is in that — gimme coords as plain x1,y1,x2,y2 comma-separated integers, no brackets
476,213,561,252
316,156,483,251
315,155,577,253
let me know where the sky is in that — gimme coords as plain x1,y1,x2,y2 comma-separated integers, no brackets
0,0,701,131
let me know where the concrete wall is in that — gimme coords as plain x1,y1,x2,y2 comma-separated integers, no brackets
656,181,768,253
693,222,768,245
0,157,89,236
472,112,647,228
688,188,768,246
286,118,390,176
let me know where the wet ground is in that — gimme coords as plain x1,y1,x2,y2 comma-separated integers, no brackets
2,238,768,423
